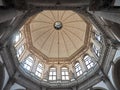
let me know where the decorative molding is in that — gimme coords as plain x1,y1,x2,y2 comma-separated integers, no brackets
24,11,91,63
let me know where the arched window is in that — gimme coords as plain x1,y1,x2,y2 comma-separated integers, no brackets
14,32,21,43
35,63,43,78
84,55,95,69
92,44,100,57
23,56,34,71
95,33,102,42
17,45,24,58
49,67,56,80
92,25,102,42
61,67,69,80
75,62,83,76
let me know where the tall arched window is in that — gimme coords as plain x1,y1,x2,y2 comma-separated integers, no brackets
17,45,24,58
92,44,100,57
75,62,83,76
61,67,69,80
84,55,95,69
49,67,56,80
14,32,22,43
35,63,43,78
92,25,102,42
23,56,34,71
95,33,102,42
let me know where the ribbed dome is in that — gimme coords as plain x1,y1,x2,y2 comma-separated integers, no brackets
26,10,89,60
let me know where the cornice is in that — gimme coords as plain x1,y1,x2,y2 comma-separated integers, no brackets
24,11,91,63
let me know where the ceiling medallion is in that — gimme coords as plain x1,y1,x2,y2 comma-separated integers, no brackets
54,21,63,30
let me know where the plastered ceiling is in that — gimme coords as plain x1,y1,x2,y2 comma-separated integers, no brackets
25,10,90,61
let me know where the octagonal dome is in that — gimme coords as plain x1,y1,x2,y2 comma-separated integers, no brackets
25,10,90,61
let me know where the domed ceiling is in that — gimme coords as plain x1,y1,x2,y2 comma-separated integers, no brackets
25,10,91,61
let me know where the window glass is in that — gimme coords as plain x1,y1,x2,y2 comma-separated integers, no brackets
84,55,95,69
92,25,102,42
17,45,24,58
35,63,43,77
61,67,69,80
23,56,34,71
75,62,83,76
49,67,56,80
15,32,21,43
95,33,102,42
92,44,100,57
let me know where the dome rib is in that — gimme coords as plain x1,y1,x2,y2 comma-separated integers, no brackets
25,10,89,60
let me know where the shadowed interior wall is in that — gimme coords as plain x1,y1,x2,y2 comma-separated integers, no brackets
113,60,120,90
0,63,4,90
